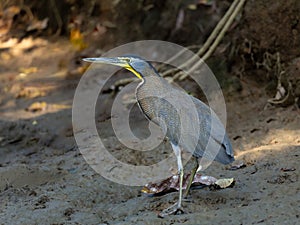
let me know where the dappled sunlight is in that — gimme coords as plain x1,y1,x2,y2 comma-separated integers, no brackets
0,37,47,61
235,127,300,161
0,37,74,80
0,38,18,48
236,142,299,159
0,101,72,120
0,38,77,122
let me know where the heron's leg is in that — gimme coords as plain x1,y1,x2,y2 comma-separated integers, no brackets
159,143,184,217
184,156,199,198
172,143,183,208
177,161,184,208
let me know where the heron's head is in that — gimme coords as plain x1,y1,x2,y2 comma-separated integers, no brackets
83,56,158,79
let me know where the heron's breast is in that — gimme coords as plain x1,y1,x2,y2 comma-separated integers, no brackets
136,85,181,142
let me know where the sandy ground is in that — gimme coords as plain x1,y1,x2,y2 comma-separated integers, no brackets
0,38,299,225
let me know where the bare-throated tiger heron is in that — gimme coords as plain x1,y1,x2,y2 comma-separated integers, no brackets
83,56,234,216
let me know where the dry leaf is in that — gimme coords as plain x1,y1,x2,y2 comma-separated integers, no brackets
193,175,217,185
26,101,47,112
17,87,46,99
51,104,71,110
214,178,235,189
19,67,38,74
142,173,234,195
228,160,246,170
27,18,49,31
70,28,88,50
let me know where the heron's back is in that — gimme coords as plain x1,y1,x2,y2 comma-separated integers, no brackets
136,76,234,164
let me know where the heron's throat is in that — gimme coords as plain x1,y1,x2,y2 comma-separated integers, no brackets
126,66,143,79
126,63,161,80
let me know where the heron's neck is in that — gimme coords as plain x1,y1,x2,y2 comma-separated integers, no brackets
139,66,161,78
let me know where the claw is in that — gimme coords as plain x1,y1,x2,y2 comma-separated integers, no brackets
158,202,185,218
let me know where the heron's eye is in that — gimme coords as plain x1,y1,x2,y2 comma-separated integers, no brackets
122,58,130,63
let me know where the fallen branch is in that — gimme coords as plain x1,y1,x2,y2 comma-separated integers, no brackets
178,0,247,81
161,0,242,78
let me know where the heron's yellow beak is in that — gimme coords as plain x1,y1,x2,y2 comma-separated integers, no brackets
83,57,142,79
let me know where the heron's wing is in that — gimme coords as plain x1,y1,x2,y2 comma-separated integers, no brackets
189,96,234,160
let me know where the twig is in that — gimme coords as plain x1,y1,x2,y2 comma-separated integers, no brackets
162,0,243,78
22,5,34,21
179,0,247,80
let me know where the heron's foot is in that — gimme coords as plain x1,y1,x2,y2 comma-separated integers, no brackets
182,196,192,202
158,202,184,218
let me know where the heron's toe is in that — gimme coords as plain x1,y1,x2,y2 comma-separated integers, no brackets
158,202,184,218
182,197,192,202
